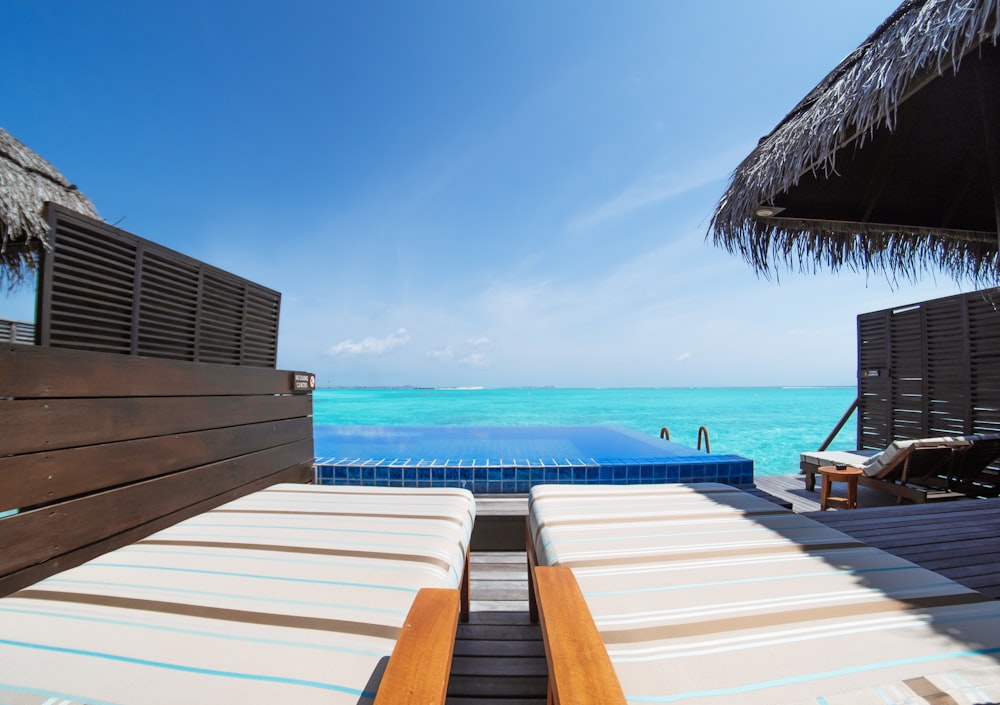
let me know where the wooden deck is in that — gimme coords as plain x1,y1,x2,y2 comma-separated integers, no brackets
754,472,898,513
449,482,1000,703
806,497,1000,600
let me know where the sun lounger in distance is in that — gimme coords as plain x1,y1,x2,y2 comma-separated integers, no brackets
800,436,970,502
803,433,1000,502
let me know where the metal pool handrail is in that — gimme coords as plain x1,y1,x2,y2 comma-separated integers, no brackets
660,426,711,453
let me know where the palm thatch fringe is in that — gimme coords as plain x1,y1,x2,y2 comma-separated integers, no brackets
1,127,99,291
709,0,1000,283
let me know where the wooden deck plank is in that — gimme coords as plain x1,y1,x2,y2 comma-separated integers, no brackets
806,496,1000,600
454,640,547,657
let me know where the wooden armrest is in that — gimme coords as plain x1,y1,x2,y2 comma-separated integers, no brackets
534,566,626,705
373,587,459,705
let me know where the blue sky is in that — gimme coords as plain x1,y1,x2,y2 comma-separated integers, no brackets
2,1,972,388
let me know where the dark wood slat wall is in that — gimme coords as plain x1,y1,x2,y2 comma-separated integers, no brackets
37,204,281,367
858,309,890,449
857,288,1000,490
0,344,315,596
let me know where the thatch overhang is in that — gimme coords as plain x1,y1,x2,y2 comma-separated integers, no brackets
0,127,98,291
709,0,1000,284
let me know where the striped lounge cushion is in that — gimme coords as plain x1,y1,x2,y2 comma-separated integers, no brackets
529,482,1000,705
0,484,475,705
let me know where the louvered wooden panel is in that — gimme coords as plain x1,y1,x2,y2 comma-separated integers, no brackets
38,205,281,367
243,287,280,367
969,292,1000,437
925,297,969,436
855,289,1000,493
199,272,245,365
858,288,1000,448
858,311,890,449
888,305,925,440
137,251,199,361
1,320,35,345
43,217,137,354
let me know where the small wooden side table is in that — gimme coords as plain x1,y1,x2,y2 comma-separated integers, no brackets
818,465,863,511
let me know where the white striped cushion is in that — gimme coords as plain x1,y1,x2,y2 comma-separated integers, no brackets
0,484,475,705
529,483,1000,705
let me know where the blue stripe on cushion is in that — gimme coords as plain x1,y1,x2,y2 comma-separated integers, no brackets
63,562,420,593
0,638,375,699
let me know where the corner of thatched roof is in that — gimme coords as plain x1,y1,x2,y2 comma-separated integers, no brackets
1,127,99,290
708,0,1000,284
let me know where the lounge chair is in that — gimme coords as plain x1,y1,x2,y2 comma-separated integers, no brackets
527,483,1000,705
800,436,971,503
0,484,475,705
949,433,1000,496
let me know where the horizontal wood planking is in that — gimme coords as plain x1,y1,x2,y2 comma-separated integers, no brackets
0,461,313,597
0,342,316,596
0,417,313,513
1,344,307,398
1,395,311,455
0,440,314,579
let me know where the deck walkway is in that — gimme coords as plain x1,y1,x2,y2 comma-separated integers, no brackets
448,479,1000,704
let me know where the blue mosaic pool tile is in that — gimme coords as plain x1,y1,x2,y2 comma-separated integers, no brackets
314,445,755,492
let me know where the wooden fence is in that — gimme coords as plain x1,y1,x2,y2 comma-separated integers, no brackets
36,204,281,366
0,344,315,596
0,319,34,345
857,286,1000,449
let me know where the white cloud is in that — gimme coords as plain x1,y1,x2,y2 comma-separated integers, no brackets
325,328,411,357
459,353,489,368
568,143,753,231
427,346,455,360
676,352,693,362
466,336,491,346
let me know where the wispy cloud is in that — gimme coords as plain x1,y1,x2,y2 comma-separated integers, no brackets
568,143,752,231
427,346,455,360
427,336,492,367
326,328,411,357
459,353,489,368
675,352,692,362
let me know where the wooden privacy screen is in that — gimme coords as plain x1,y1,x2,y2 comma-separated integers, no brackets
858,287,1000,449
0,319,34,345
36,204,281,367
0,344,315,596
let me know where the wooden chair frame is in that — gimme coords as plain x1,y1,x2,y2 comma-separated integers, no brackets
527,518,626,705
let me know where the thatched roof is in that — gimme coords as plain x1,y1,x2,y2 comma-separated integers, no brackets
1,127,98,290
709,0,1000,284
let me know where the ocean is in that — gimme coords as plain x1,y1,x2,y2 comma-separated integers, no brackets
312,386,859,477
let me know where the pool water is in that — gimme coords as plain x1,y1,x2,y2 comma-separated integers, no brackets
314,424,753,493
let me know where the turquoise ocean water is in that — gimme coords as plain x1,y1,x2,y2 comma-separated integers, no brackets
312,387,859,477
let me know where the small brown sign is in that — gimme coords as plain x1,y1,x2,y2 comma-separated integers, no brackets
291,372,316,392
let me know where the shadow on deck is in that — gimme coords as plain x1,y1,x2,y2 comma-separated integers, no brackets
454,480,1000,703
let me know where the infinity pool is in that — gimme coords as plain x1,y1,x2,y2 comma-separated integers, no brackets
314,425,753,493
